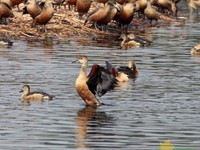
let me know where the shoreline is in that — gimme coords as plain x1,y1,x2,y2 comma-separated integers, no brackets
0,5,182,42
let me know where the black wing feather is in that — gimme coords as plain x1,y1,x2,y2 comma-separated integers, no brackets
134,37,152,47
117,66,135,78
28,91,54,99
87,65,117,97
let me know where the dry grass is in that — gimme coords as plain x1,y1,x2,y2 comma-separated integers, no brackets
0,4,178,41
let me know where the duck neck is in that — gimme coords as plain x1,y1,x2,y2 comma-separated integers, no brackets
79,62,88,77
146,0,151,8
25,88,30,95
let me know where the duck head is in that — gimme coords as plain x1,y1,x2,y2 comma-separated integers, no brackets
72,55,88,64
19,85,30,94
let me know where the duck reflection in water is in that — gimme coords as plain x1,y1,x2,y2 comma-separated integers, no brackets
76,106,114,148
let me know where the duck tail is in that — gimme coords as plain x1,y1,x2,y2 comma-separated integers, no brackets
49,95,55,100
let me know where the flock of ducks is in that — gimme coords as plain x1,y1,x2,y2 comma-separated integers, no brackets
19,55,138,107
0,0,199,31
0,0,199,47
0,0,200,107
18,46,200,107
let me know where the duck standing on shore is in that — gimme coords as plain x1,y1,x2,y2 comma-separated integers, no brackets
23,0,43,19
76,0,92,18
84,0,121,29
33,0,54,32
0,1,14,24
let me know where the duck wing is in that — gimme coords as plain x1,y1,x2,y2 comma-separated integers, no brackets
28,91,55,100
84,7,99,25
105,61,118,77
87,64,117,97
134,37,152,47
117,66,135,78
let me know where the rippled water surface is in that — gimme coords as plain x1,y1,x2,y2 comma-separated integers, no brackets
1,6,200,150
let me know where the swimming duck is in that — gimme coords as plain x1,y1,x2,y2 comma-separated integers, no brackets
0,1,14,24
106,60,138,82
33,0,54,32
127,33,152,47
0,38,13,46
73,56,117,107
120,33,140,49
190,43,200,55
20,85,55,101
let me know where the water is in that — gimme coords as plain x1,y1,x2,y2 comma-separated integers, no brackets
0,6,200,150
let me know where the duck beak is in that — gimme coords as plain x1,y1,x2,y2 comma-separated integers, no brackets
114,3,122,12
72,59,78,63
19,89,23,93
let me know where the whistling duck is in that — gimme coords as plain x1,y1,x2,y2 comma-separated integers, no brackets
23,0,43,19
84,0,119,29
137,0,147,16
0,1,14,24
0,38,13,46
33,0,54,32
157,0,177,15
191,44,200,55
20,85,55,101
115,2,138,28
1,0,12,7
144,0,160,24
120,33,140,49
73,56,117,107
76,0,92,17
106,60,138,82
127,33,152,46
96,2,122,28
1,0,25,10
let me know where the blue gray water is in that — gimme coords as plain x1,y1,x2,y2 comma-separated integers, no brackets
0,4,200,150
